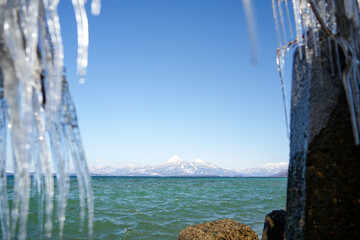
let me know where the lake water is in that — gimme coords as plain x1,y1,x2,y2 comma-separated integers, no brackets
4,177,287,239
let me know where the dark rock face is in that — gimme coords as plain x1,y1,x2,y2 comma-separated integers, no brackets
286,2,360,238
304,80,360,239
178,219,258,240
287,42,360,239
262,210,287,240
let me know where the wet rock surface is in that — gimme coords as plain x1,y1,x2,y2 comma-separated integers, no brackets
304,82,360,239
286,4,360,238
262,210,287,240
178,219,258,240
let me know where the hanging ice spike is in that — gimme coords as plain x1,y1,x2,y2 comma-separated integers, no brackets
0,0,101,239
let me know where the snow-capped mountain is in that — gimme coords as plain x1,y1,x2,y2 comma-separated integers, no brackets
89,156,236,177
88,163,147,176
147,156,235,176
234,162,288,177
88,156,288,177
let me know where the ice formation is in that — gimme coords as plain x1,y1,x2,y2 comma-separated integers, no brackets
0,0,100,239
272,0,360,144
241,0,257,64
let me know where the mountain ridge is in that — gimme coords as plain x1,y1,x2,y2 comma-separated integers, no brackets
89,156,288,177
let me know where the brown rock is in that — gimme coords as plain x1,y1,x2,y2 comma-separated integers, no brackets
178,219,258,240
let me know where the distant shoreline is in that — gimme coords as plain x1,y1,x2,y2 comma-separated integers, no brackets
5,173,287,178
88,175,288,178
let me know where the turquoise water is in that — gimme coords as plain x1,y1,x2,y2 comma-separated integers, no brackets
4,177,287,239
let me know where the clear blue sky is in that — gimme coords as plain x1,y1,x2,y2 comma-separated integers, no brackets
58,0,290,169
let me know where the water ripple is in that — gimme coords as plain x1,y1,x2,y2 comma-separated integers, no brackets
20,177,286,239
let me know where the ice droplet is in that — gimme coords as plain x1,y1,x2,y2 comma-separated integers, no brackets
91,0,101,16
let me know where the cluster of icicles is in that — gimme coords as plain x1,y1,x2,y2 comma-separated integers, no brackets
0,0,101,239
272,0,360,144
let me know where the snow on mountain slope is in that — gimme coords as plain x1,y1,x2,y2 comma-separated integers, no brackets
234,162,288,177
193,159,219,169
88,156,288,177
150,156,234,176
161,155,187,165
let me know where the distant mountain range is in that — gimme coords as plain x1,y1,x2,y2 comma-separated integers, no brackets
89,156,288,177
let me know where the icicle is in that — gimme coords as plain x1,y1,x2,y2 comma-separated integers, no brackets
329,0,337,34
317,33,324,87
328,39,335,76
2,4,34,240
310,9,319,56
342,67,360,144
292,0,303,59
241,0,257,64
91,0,101,15
301,1,313,63
0,57,20,240
277,0,288,46
61,79,93,237
49,121,69,238
272,0,283,51
0,70,10,240
345,66,360,146
43,0,64,129
72,0,89,83
319,0,327,21
352,65,360,122
272,0,294,137
344,0,357,19
276,50,290,138
349,65,360,144
32,88,54,238
284,0,293,38
334,43,342,77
